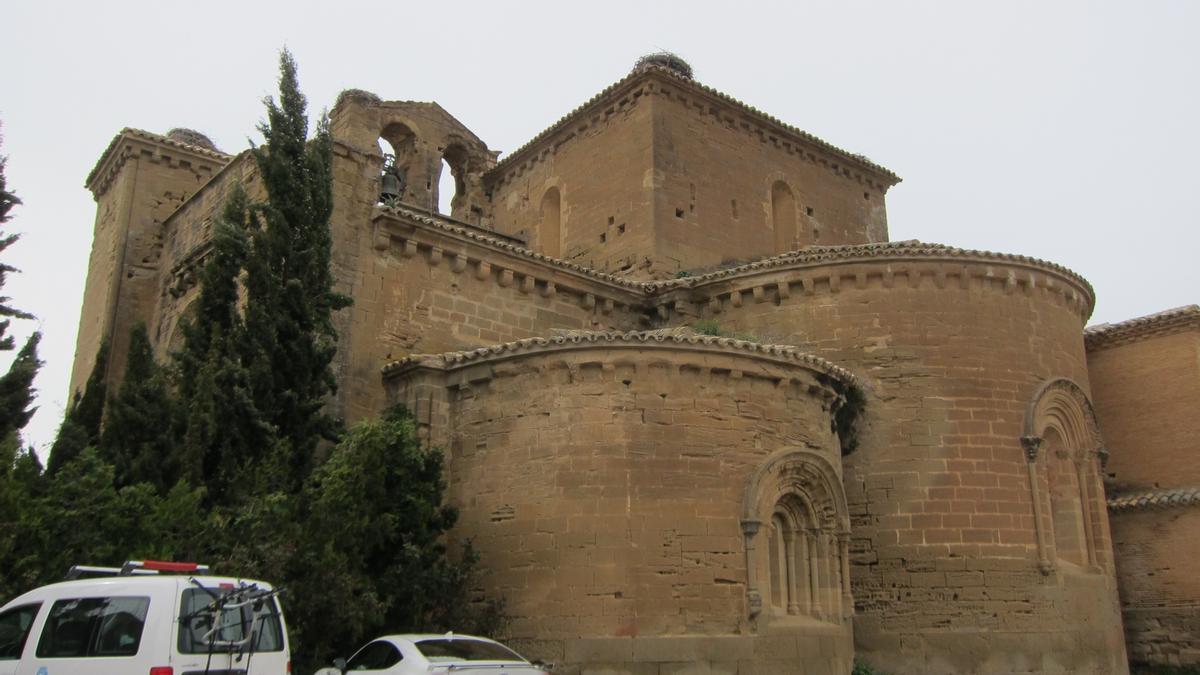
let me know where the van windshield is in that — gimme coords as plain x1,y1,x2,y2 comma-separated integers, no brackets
177,586,283,654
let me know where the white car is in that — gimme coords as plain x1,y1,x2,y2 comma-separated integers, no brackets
0,560,290,675
315,633,550,674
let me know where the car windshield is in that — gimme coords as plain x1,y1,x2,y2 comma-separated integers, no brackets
415,638,523,662
177,586,283,654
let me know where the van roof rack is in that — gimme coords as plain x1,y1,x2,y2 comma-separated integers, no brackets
65,560,211,580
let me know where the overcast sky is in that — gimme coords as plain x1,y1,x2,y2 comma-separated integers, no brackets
2,0,1197,458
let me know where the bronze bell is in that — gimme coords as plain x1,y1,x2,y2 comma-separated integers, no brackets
380,171,402,203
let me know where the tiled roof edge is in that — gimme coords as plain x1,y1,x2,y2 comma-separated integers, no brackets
379,205,650,292
648,240,1094,297
1085,305,1200,350
379,208,1096,311
1108,486,1200,512
381,329,858,386
488,64,899,183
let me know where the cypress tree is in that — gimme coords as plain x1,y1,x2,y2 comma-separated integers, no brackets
172,50,349,501
0,129,33,354
0,333,40,443
99,324,177,491
239,50,349,491
46,339,109,475
174,188,265,502
0,128,39,447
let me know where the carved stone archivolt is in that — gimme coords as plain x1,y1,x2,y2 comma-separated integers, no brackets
741,448,851,626
1023,378,1104,456
1021,377,1107,575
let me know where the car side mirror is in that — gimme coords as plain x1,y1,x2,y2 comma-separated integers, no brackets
334,657,347,671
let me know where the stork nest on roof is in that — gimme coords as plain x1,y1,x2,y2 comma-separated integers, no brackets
634,51,694,79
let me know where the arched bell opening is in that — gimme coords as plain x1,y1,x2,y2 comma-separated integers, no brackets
377,122,419,206
436,143,469,219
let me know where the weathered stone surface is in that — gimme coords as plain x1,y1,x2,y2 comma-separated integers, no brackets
70,57,1200,674
1088,310,1200,670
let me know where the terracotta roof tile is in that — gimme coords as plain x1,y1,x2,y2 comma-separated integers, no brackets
650,240,1093,297
1108,486,1200,512
382,329,858,386
1085,305,1200,350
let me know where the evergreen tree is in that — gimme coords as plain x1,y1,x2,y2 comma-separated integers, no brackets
46,339,109,475
174,189,264,502
0,333,40,443
1,54,505,658
0,434,31,600
98,324,177,491
290,406,503,671
2,448,206,599
173,50,350,500
0,124,46,602
0,132,40,450
241,50,350,491
0,129,33,354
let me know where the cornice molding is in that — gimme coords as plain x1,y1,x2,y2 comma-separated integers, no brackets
85,128,233,198
374,206,651,300
1085,305,1200,351
657,241,1095,320
376,208,1097,321
652,240,1091,292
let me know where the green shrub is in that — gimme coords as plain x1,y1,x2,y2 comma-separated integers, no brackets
852,659,887,675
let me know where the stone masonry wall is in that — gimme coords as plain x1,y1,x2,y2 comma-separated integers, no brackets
654,248,1127,673
151,153,261,361
1087,327,1200,492
486,88,656,274
1089,315,1200,670
652,82,891,272
324,100,650,425
72,167,135,394
386,341,855,675
73,131,230,396
325,203,647,424
485,68,897,281
1110,507,1200,668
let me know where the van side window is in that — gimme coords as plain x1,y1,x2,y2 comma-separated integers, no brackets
0,603,41,660
35,597,149,658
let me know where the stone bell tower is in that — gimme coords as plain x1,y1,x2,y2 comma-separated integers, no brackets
71,128,230,397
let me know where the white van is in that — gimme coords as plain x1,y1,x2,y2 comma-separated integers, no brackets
0,560,291,675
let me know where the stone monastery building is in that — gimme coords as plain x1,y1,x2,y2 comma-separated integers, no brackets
72,55,1200,674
